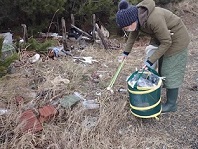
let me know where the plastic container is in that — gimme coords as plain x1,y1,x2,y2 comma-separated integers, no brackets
127,67,162,119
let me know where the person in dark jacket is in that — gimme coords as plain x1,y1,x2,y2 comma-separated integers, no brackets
116,0,190,113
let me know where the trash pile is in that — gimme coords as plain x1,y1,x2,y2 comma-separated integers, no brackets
128,70,160,88
0,20,121,135
0,91,100,133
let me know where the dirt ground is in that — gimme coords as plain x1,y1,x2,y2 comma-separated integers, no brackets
0,3,198,149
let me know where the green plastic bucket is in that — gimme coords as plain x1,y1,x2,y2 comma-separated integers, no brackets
127,67,162,119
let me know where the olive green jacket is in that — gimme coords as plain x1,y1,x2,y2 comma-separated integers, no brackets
124,0,190,64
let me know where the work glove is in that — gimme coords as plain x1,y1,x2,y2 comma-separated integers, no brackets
140,59,154,71
144,59,153,68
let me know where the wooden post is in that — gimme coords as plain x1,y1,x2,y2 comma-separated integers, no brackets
95,23,108,50
92,14,96,41
56,16,60,34
21,24,28,43
71,14,75,25
61,17,68,51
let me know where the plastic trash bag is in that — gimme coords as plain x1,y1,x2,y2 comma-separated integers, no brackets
128,70,160,88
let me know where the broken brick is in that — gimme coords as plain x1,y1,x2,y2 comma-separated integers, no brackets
19,110,43,133
38,105,57,123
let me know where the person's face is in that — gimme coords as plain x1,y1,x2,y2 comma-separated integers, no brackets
123,21,137,32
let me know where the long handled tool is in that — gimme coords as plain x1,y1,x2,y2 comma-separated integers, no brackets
107,58,126,93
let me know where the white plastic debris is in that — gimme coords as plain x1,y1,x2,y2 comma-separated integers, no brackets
102,64,108,68
73,92,100,109
73,92,86,100
51,76,70,86
95,92,101,96
0,108,10,115
73,57,98,64
82,100,100,109
0,32,13,44
118,88,127,93
39,32,58,38
19,39,24,43
29,53,40,63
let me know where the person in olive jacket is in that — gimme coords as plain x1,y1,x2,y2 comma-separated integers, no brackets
116,0,190,113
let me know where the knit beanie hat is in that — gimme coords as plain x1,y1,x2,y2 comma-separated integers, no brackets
116,0,138,28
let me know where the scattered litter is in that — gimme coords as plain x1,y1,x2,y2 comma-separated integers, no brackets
98,74,103,78
92,78,100,83
82,100,100,109
73,56,98,64
39,32,60,38
73,92,100,109
68,27,82,40
51,76,70,86
95,92,101,96
48,46,72,59
29,53,40,63
59,93,81,108
73,92,86,100
19,39,24,43
97,70,108,75
0,108,10,115
118,87,127,93
128,71,160,88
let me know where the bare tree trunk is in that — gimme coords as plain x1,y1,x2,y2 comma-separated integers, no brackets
21,24,28,43
61,17,68,51
92,14,96,41
95,23,108,50
71,14,75,25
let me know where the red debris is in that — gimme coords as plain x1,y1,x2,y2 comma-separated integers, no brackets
19,110,43,133
38,105,57,123
15,95,24,105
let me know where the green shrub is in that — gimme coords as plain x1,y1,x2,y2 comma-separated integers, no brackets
26,38,57,53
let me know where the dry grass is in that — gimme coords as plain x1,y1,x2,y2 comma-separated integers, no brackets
1,2,198,149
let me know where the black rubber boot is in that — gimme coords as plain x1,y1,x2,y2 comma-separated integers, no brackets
162,88,179,113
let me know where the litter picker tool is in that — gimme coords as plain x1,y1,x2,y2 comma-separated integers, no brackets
107,58,126,93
